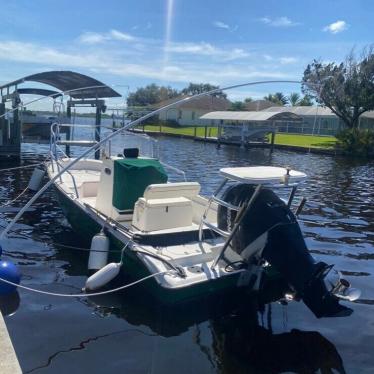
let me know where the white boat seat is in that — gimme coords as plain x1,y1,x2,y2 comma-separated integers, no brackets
79,181,99,198
143,182,201,200
132,197,193,232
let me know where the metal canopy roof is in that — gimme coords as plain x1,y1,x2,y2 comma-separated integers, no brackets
17,88,62,98
200,111,301,121
0,71,121,99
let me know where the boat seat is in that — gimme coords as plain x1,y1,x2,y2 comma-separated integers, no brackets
79,181,99,198
132,197,193,232
144,182,201,200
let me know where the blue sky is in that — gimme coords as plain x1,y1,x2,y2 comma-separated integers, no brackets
0,0,372,107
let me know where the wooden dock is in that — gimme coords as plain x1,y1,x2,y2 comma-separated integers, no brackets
0,312,22,373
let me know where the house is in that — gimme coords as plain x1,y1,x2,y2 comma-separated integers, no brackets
156,95,231,126
263,106,374,135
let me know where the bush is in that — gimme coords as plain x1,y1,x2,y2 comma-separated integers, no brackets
336,128,374,158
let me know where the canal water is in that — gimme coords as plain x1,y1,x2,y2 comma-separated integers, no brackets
0,127,373,373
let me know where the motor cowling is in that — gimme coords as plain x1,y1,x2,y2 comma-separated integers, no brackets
218,183,353,318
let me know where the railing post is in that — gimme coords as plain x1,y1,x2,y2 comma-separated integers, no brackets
95,104,101,160
66,105,71,157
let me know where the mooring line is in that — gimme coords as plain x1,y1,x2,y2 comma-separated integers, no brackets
0,271,169,298
0,186,29,208
0,163,45,172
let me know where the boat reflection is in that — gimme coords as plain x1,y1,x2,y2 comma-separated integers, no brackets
0,291,20,317
86,288,346,373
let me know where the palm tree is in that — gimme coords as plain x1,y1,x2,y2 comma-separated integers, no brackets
274,92,288,105
263,92,288,106
288,92,301,106
298,95,313,106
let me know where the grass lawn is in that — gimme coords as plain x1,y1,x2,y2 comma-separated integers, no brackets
139,125,218,137
137,125,337,149
273,133,337,148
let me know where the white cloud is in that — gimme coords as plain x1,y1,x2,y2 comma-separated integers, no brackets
263,54,273,61
260,16,299,27
165,42,249,60
78,29,135,44
279,56,298,64
0,37,295,88
323,20,348,34
213,21,230,30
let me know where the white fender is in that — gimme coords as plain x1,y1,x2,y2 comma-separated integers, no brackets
28,168,45,191
88,231,110,271
85,262,121,291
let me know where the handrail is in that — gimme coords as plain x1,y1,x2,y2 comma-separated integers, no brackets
210,184,263,269
54,159,79,198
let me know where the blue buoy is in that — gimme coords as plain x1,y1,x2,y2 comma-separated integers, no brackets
0,261,21,295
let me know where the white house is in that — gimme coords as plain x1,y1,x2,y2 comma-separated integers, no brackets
156,95,231,126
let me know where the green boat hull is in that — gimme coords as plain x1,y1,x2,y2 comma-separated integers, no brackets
54,186,244,304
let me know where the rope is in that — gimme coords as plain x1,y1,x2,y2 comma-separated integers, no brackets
0,271,169,298
0,186,29,208
53,243,122,253
0,163,45,172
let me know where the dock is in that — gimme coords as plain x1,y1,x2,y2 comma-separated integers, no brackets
0,312,22,374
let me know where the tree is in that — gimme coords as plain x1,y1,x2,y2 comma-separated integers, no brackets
127,84,179,106
230,101,247,111
244,97,253,103
288,92,301,106
287,93,313,106
302,47,374,129
298,95,313,106
181,83,227,98
263,92,288,105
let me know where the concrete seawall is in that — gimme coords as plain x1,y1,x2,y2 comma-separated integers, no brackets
0,312,22,373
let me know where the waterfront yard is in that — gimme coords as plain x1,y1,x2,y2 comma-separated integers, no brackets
136,124,337,149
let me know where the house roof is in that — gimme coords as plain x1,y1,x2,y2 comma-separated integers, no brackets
264,105,374,119
0,71,121,99
264,106,335,116
154,95,231,111
200,111,301,121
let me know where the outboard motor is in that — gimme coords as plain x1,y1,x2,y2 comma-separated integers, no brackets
218,183,353,318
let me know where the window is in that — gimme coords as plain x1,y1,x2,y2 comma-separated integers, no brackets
191,111,195,120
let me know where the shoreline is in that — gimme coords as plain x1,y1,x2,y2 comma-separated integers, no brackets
130,129,341,156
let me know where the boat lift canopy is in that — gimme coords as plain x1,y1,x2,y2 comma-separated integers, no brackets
0,71,121,99
200,111,301,122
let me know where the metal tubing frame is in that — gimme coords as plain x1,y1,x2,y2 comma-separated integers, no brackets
198,178,228,241
287,185,298,208
211,184,262,269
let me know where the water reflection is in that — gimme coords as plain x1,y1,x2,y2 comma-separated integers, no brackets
87,291,346,374
0,292,20,316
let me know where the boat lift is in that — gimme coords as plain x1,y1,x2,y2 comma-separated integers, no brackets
0,71,121,159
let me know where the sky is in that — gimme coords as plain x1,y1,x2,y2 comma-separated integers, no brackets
0,0,372,109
